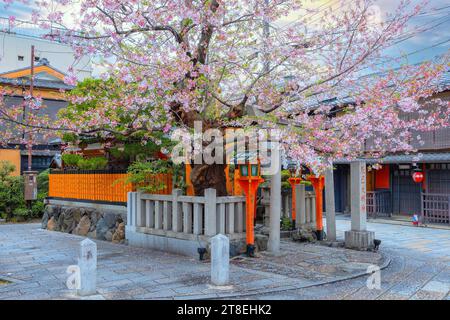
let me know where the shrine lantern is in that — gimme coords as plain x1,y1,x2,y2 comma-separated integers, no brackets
237,159,264,257
412,171,424,183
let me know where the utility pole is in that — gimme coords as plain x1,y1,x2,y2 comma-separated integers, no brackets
263,0,281,255
28,45,34,171
24,45,38,204
263,0,270,74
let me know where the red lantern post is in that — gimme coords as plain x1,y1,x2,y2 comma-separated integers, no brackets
238,161,264,257
307,175,325,240
288,176,302,228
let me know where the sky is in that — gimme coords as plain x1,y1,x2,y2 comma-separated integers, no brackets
1,0,449,75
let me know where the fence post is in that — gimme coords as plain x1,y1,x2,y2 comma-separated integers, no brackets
227,203,235,235
193,203,202,235
236,201,244,233
183,202,193,234
420,192,425,224
172,189,182,232
311,194,317,228
296,184,306,228
204,188,217,236
218,203,226,234
146,200,154,228
163,200,172,231
136,192,144,227
126,192,136,230
448,195,450,225
155,201,163,229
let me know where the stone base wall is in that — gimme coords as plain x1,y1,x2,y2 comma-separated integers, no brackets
344,230,375,250
42,201,127,244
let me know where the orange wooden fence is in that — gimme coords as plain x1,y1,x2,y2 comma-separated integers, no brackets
49,172,173,203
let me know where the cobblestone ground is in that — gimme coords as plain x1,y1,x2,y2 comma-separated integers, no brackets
237,217,450,300
0,223,382,300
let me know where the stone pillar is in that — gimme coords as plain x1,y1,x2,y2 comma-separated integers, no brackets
211,234,229,286
325,168,336,241
77,238,97,296
204,188,217,236
268,152,281,254
345,161,375,250
284,194,290,219
295,184,306,228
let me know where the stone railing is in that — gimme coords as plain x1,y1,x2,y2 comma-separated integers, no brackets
127,188,247,244
261,185,316,229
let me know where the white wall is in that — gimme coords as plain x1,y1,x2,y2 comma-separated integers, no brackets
0,32,92,80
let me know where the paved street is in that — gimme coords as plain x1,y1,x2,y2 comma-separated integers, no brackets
238,217,450,300
336,217,450,262
0,223,382,300
0,219,449,300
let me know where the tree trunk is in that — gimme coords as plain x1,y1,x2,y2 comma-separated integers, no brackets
190,163,228,196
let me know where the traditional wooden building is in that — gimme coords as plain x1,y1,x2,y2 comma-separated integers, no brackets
331,72,450,225
0,58,74,173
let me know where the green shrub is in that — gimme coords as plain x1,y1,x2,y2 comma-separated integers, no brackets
77,157,108,170
0,160,16,181
0,161,47,221
0,175,25,219
62,154,83,167
125,160,172,193
13,207,30,217
281,217,293,230
31,196,46,218
62,154,108,170
37,169,49,193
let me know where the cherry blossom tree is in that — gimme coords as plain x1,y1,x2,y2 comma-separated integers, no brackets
1,0,449,195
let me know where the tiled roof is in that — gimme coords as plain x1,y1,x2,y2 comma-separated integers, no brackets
297,66,450,111
334,152,450,164
0,77,74,90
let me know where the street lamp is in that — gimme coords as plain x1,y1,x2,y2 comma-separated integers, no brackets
237,159,264,257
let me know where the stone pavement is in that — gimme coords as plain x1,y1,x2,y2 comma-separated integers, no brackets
334,217,450,262
237,217,450,300
0,223,383,300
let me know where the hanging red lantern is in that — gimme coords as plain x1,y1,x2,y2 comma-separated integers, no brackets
412,171,424,183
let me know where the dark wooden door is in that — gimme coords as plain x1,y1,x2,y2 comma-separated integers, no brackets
392,168,421,215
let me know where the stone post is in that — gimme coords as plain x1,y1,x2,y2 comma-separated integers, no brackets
77,238,97,296
268,151,281,254
262,188,271,228
283,194,290,219
204,188,217,236
295,184,306,228
211,234,229,286
325,168,337,241
172,189,182,232
345,161,375,250
126,192,137,231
